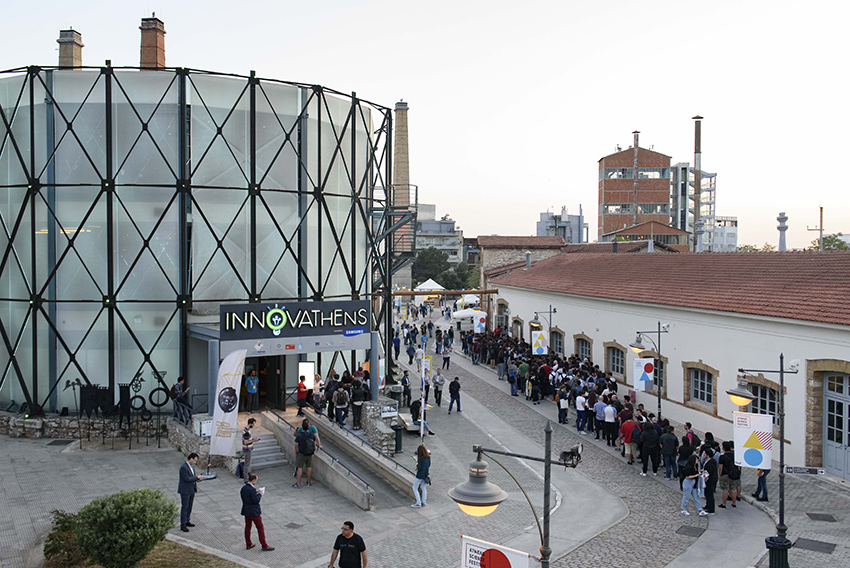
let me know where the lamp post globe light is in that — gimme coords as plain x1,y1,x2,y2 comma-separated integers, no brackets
448,424,583,568
730,353,797,568
629,321,669,420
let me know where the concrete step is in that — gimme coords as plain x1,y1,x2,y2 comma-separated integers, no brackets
251,456,288,470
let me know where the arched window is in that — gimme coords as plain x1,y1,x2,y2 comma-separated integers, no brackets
551,331,564,355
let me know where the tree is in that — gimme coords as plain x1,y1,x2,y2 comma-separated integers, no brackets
437,268,463,290
737,243,776,252
412,247,450,283
466,264,481,288
807,233,850,251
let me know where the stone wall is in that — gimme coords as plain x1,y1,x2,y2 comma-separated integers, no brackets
363,396,399,457
0,411,166,440
167,415,236,472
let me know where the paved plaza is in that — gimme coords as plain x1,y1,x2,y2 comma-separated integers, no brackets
1,311,848,567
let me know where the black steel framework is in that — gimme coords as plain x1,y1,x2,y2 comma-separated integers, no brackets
0,65,406,416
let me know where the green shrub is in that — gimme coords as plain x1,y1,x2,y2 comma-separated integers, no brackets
75,488,177,568
43,510,86,567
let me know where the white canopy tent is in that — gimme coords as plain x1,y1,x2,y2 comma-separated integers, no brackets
413,278,445,304
452,308,487,333
453,294,480,309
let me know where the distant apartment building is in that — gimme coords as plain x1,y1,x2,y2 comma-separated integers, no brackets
670,162,718,250
713,216,738,252
536,206,586,243
463,237,480,266
415,205,463,267
598,146,671,240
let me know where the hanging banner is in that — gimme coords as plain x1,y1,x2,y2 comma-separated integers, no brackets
531,330,549,355
461,535,529,568
210,349,247,457
474,311,487,333
733,411,773,469
633,358,654,392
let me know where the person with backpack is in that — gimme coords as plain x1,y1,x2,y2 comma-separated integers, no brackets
507,360,519,396
293,418,320,488
333,384,350,427
718,441,741,508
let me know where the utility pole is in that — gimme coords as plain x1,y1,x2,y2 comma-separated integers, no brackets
807,206,824,251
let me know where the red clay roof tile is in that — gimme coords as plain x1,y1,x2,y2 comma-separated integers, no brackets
490,251,850,326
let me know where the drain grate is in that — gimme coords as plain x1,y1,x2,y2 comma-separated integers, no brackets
285,523,302,529
676,525,705,538
47,439,75,446
794,538,836,554
806,512,837,522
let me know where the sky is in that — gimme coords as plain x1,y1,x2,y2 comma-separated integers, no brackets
3,0,847,249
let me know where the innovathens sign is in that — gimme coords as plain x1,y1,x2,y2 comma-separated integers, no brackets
219,300,372,355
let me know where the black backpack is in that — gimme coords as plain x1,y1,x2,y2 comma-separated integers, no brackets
298,431,316,456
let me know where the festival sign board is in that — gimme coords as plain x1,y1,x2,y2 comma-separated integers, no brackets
633,358,655,392
733,411,773,469
461,535,529,568
531,331,548,355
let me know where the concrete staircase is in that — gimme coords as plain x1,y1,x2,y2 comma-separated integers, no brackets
247,425,288,471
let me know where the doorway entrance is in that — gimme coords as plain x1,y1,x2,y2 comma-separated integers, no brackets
824,373,850,479
243,356,284,411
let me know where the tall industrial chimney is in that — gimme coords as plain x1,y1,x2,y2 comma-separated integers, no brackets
140,15,166,68
393,101,412,289
777,212,788,252
692,116,703,252
632,131,640,227
57,29,84,69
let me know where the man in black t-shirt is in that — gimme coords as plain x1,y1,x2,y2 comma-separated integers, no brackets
329,520,366,568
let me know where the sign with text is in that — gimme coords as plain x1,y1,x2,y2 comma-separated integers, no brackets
220,300,370,341
381,401,399,418
461,535,528,568
733,411,773,469
786,466,825,475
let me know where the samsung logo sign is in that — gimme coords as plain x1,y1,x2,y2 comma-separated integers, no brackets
343,327,366,337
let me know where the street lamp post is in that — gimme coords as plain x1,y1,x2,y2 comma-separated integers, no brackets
530,305,557,354
448,422,582,568
729,353,798,568
629,321,669,420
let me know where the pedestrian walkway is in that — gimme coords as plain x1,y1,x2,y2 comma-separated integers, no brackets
423,310,850,567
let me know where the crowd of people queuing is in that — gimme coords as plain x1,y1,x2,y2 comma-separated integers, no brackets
392,317,769,518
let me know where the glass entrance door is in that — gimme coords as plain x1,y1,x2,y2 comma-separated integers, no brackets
824,374,850,479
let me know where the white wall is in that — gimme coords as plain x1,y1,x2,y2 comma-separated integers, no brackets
496,285,850,466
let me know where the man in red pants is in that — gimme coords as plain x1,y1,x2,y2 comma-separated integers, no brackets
241,473,275,551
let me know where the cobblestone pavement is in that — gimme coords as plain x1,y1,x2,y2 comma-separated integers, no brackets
7,310,845,567
745,467,850,567
439,351,712,567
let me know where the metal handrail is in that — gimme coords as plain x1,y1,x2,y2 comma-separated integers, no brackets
307,405,417,477
273,414,374,492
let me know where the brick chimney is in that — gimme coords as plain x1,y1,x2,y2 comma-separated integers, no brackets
140,15,166,68
57,29,84,69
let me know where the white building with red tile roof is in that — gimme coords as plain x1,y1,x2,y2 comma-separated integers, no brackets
490,250,850,477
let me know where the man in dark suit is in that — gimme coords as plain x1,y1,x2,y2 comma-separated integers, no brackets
241,473,274,551
178,452,202,532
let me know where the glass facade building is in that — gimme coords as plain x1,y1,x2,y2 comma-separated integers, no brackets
0,66,394,415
